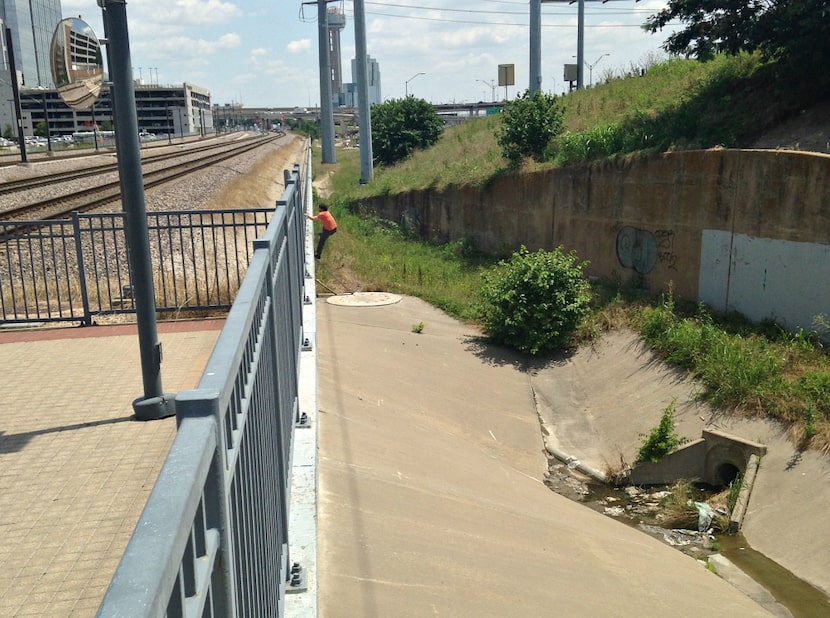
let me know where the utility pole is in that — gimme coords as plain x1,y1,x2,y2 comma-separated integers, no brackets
577,0,585,89
530,0,542,94
316,0,335,163
353,0,373,183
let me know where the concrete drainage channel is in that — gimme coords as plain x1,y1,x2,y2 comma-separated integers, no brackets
542,428,829,616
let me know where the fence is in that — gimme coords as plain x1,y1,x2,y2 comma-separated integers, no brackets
97,154,311,616
1,208,273,325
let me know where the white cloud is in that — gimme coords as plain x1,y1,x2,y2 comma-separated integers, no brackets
55,0,681,107
143,0,242,27
286,39,311,54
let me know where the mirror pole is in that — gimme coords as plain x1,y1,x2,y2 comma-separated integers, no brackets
100,0,175,420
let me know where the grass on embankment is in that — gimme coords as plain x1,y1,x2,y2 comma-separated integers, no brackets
332,53,824,200
311,53,830,452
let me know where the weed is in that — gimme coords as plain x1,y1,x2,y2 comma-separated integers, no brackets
412,321,425,334
636,400,689,464
726,473,745,514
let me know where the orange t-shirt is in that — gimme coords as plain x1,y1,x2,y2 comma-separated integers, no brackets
316,211,337,231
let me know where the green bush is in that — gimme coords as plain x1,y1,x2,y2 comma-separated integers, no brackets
479,246,590,355
636,401,689,464
497,89,564,164
371,97,444,166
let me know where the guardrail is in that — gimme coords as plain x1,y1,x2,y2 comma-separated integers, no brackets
1,208,273,325
97,154,311,616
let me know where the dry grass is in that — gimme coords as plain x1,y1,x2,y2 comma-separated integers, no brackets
659,480,730,533
204,135,305,211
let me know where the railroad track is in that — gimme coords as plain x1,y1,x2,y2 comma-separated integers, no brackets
0,134,275,197
0,134,280,226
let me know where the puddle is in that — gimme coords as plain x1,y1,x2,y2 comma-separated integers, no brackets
545,462,830,617
719,534,830,617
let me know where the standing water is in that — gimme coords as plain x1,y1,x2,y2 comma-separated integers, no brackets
545,463,830,617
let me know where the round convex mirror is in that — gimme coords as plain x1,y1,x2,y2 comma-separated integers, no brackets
50,17,104,110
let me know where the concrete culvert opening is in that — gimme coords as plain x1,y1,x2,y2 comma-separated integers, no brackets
714,462,741,487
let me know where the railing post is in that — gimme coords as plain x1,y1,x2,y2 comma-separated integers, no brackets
72,212,94,326
253,215,294,592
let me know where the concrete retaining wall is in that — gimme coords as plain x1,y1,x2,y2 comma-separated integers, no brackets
357,149,830,333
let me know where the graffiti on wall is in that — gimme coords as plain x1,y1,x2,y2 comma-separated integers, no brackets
616,226,678,274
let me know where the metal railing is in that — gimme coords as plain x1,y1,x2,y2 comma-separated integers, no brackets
97,155,310,616
1,208,273,325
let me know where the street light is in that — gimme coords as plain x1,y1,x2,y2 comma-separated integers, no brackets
586,53,610,87
476,79,496,102
405,72,425,97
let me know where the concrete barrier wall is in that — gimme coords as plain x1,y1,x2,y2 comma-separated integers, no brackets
358,149,830,332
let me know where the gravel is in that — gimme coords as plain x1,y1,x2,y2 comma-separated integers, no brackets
0,133,297,215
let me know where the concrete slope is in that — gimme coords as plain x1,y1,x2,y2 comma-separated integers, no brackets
532,329,830,600
316,296,770,617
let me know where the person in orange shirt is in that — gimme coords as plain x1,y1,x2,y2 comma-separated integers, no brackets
306,205,338,259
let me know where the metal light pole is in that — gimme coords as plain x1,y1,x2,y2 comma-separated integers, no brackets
5,28,27,164
166,100,172,144
587,53,610,87
405,72,424,97
40,92,52,153
476,79,496,102
100,0,175,420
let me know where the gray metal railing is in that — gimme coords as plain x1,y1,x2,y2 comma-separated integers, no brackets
1,208,273,325
97,156,310,616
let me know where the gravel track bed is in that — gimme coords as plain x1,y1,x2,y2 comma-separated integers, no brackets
1,134,302,323
0,135,286,215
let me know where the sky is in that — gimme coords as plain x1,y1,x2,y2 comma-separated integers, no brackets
60,0,682,109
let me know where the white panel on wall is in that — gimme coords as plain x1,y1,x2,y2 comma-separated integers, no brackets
698,230,733,313
700,231,830,334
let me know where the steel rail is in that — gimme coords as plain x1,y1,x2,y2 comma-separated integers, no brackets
0,135,279,238
0,134,279,196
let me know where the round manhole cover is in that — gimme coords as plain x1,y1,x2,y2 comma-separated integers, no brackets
326,292,402,307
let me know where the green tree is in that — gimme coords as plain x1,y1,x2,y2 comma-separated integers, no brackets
496,89,564,165
370,96,444,166
479,246,590,355
285,117,321,141
645,0,830,78
34,121,47,137
3,124,14,140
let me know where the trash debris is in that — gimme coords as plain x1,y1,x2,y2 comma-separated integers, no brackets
690,500,716,532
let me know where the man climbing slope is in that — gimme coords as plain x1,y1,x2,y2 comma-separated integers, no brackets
306,205,337,259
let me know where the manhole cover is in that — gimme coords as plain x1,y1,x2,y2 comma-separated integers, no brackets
326,292,402,307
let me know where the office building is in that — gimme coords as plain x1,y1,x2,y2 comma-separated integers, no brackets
1,0,62,89
11,81,214,140
344,55,381,107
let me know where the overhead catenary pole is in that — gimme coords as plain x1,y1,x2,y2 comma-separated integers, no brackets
353,0,373,183
317,0,335,163
530,0,542,94
577,0,585,89
101,0,175,421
